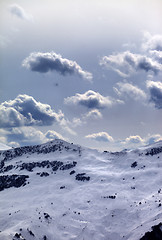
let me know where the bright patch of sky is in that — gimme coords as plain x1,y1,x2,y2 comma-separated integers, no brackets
0,0,162,151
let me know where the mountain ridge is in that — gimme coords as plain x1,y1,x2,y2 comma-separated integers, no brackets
0,139,162,240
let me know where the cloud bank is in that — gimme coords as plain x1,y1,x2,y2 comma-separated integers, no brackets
64,90,123,109
146,81,162,109
22,52,93,80
0,94,63,128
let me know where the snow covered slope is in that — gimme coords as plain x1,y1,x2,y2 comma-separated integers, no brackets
0,140,162,240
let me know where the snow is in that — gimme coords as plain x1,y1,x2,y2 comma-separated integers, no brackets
0,140,162,240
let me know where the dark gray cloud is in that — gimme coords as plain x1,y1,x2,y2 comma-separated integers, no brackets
85,132,114,142
9,4,32,21
64,90,123,109
22,52,93,80
146,81,162,109
100,51,162,76
0,94,62,128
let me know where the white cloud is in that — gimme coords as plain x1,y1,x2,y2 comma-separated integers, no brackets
0,94,62,128
70,109,102,128
114,82,147,101
142,32,162,52
9,4,33,21
45,130,66,141
121,134,162,148
22,52,93,81
0,127,66,147
100,51,162,76
64,90,123,109
146,80,162,109
125,135,144,144
85,109,102,119
146,134,162,145
85,132,114,142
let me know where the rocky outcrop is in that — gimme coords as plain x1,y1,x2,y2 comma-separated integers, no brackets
140,223,162,240
0,174,29,191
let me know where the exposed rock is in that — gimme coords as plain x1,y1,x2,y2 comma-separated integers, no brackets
39,172,49,177
70,170,75,175
131,161,138,168
75,173,90,181
0,174,29,191
140,222,162,240
145,147,162,156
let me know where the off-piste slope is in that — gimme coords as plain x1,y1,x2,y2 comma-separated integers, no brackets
0,139,162,240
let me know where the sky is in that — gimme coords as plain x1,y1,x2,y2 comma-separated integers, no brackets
0,0,162,151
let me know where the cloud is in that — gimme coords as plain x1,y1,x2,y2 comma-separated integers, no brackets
146,81,162,109
85,132,114,142
146,134,162,145
125,135,144,144
64,90,123,109
142,32,162,52
22,52,93,81
0,94,63,128
86,132,114,142
122,134,162,147
59,117,77,136
70,109,102,128
0,127,66,147
150,50,162,64
0,35,10,48
84,109,102,119
114,82,147,101
9,4,33,21
45,130,66,141
100,51,162,76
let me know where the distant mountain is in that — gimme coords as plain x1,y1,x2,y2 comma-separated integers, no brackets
0,140,162,240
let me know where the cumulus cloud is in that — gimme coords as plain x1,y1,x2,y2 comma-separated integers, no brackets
45,130,66,141
85,132,114,142
100,51,162,76
146,80,162,109
122,134,162,148
9,4,33,21
70,109,102,128
85,109,102,119
146,134,162,145
0,127,66,147
114,82,147,101
22,52,93,81
125,135,144,144
142,32,162,52
0,94,63,128
64,90,123,109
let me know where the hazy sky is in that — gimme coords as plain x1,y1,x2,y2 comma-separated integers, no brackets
0,0,162,151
